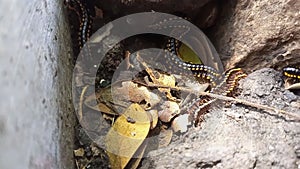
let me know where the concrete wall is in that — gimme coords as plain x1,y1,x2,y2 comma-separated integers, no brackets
0,0,75,169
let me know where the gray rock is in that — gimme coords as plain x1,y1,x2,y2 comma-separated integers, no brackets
142,68,300,169
209,0,300,70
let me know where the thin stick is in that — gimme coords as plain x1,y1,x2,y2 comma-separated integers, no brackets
199,91,300,121
133,80,300,121
79,85,89,123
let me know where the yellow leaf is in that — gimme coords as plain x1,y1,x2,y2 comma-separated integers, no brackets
178,43,203,64
105,103,150,169
125,141,148,169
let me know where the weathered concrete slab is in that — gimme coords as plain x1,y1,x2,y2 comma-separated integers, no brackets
0,0,74,168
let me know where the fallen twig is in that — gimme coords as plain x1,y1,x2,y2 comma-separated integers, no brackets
198,91,300,121
133,80,300,121
79,85,89,123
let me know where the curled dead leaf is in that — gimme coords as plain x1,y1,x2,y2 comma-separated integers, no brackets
158,101,180,122
74,148,85,157
84,93,118,115
143,64,177,101
112,81,161,110
284,77,300,90
147,109,158,129
285,82,300,90
158,128,173,148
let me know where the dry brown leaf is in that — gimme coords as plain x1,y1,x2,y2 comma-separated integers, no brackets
147,109,158,129
144,65,177,101
284,77,300,90
285,82,300,90
101,92,129,114
84,93,118,115
105,103,150,169
84,84,130,115
74,148,85,157
75,156,91,169
112,81,161,110
158,128,173,148
158,101,180,122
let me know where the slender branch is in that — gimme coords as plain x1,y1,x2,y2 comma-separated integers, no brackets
133,80,300,121
198,91,300,121
79,85,89,123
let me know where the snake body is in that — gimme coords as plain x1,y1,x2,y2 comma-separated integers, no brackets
165,38,221,86
65,0,93,49
283,67,300,80
165,38,247,125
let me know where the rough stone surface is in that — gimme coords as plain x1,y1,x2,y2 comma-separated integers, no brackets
208,0,300,71
141,68,300,169
93,0,219,29
0,1,75,169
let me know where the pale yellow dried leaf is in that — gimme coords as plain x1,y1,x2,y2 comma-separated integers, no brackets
105,103,150,169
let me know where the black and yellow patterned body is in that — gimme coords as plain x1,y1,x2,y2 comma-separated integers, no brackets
165,38,247,125
165,38,221,86
65,0,93,49
283,67,300,80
